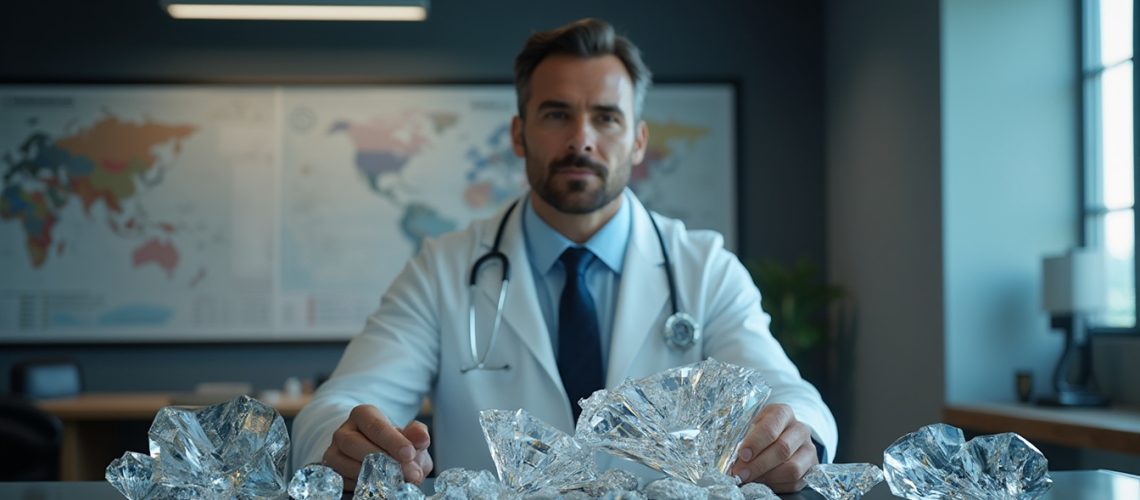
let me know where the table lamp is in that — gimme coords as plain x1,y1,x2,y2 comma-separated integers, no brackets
1038,249,1109,407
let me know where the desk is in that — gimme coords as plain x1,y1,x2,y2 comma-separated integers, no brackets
34,392,311,481
943,402,1140,455
0,470,1137,499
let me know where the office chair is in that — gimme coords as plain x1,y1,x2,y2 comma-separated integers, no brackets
9,358,83,399
0,395,63,481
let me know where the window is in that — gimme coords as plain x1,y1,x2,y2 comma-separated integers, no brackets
1084,0,1135,330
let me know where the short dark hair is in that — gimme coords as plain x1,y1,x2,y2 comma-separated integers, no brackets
513,18,652,120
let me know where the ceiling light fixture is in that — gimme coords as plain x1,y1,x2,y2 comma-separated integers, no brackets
161,0,429,21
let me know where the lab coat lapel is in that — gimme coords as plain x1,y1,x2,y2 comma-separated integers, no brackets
606,195,670,387
474,201,563,390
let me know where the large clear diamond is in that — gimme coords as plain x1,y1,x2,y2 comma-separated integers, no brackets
288,463,343,499
804,463,884,500
107,394,289,499
883,423,1052,499
479,408,597,493
575,358,771,484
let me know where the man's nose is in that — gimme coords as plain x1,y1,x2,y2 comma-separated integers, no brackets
567,117,595,153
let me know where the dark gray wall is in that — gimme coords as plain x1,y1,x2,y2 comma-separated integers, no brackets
1,1,828,393
825,0,944,462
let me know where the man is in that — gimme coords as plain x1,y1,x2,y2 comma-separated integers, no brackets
292,18,837,493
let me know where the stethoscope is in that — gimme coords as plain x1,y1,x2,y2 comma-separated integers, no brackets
461,196,701,373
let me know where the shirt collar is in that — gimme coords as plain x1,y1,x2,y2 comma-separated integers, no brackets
522,190,631,274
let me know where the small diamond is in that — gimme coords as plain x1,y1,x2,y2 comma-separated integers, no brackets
706,483,745,500
105,451,156,500
432,468,513,500
739,482,779,500
354,451,406,499
643,477,709,499
804,463,884,500
563,468,641,497
391,481,426,499
599,491,646,500
287,463,343,499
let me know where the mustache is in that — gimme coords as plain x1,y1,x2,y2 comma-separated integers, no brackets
549,154,606,176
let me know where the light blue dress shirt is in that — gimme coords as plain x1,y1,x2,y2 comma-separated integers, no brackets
521,191,632,370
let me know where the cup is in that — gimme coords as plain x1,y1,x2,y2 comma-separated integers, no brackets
1015,370,1033,403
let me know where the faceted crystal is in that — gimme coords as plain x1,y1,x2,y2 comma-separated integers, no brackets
705,483,745,500
738,482,779,500
599,490,646,500
643,477,709,499
883,423,1052,500
432,468,514,500
576,358,771,484
804,463,884,500
433,467,480,496
288,463,343,500
525,487,564,500
958,433,1052,499
466,468,517,500
106,451,157,500
883,423,974,498
391,481,427,500
107,394,290,499
430,466,476,496
479,408,598,493
562,468,641,497
354,451,407,499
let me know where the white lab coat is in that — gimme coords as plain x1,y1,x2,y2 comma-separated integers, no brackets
291,192,838,472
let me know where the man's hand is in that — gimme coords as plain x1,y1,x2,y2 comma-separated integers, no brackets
322,405,433,490
730,403,818,493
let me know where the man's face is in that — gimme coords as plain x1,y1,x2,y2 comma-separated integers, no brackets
511,54,648,214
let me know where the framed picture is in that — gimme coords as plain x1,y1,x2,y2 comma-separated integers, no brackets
0,83,735,342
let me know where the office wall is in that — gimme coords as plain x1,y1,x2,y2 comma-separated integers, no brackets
825,0,945,462
828,0,1140,473
943,0,1140,416
1,2,829,392
942,0,1079,403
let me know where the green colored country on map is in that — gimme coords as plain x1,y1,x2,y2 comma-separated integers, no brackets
1,115,196,268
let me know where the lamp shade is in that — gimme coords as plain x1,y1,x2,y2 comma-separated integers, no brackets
1041,249,1106,314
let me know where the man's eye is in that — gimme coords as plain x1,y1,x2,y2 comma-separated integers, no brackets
597,114,620,124
545,111,568,120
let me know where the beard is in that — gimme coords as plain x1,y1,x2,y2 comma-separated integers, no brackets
526,150,631,215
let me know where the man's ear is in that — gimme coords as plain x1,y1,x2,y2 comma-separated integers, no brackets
631,120,649,165
511,116,526,158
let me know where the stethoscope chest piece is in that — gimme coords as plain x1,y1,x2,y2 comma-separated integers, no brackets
663,312,701,350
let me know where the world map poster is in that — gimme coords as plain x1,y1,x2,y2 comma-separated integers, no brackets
0,84,734,342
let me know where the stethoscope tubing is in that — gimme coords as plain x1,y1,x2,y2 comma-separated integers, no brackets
463,195,693,372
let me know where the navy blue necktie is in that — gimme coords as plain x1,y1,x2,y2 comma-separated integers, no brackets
557,247,604,422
